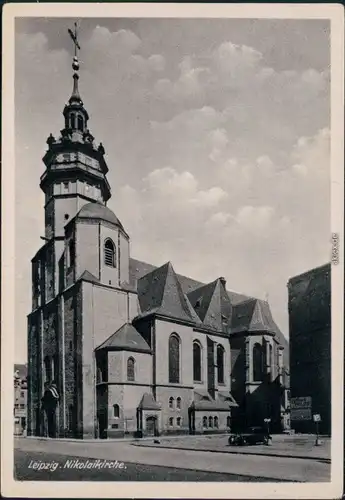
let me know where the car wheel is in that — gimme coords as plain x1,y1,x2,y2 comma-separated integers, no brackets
241,437,247,446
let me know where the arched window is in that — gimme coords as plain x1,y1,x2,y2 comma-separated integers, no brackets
176,397,181,409
217,344,225,384
253,343,264,382
193,341,202,382
176,417,182,427
168,334,180,384
203,416,208,428
168,417,174,427
208,416,213,428
169,397,174,409
214,416,219,428
127,357,135,381
70,113,76,129
113,404,120,418
104,239,116,268
269,344,273,367
226,416,231,428
44,356,52,382
68,239,75,268
77,115,84,132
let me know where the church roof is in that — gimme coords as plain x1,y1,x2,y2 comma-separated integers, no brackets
129,258,288,360
191,390,238,410
231,298,277,334
96,323,151,353
138,392,161,410
137,262,201,324
187,278,232,332
77,202,125,231
129,258,254,305
77,270,100,284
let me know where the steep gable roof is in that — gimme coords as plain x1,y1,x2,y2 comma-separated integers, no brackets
77,270,100,284
231,298,277,334
137,261,201,324
96,323,151,353
138,392,161,410
187,278,232,332
129,258,254,305
130,258,288,359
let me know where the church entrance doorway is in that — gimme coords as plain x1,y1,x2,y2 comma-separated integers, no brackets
98,411,108,439
188,409,195,434
145,416,158,436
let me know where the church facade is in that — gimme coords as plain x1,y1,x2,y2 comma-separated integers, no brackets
27,40,290,439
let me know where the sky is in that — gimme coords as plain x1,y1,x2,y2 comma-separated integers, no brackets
15,17,331,363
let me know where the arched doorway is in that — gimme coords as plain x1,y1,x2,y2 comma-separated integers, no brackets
146,416,158,436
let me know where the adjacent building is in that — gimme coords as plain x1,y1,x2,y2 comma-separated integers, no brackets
14,364,28,435
27,34,289,439
288,263,331,435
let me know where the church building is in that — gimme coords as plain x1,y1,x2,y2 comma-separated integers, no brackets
27,29,289,439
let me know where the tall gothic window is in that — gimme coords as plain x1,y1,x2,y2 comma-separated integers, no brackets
253,343,264,382
193,341,202,382
168,334,180,384
127,357,135,381
68,239,75,268
104,239,116,268
217,344,225,384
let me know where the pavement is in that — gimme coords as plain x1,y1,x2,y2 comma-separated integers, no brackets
14,436,331,482
133,434,331,462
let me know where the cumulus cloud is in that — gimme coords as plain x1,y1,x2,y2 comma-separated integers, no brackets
15,19,330,361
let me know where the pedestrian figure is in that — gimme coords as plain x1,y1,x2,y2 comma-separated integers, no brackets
41,381,59,438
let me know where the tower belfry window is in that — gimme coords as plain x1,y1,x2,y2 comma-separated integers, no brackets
70,113,76,129
104,239,116,268
77,115,84,131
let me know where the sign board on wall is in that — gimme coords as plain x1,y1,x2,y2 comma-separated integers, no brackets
290,396,312,421
290,396,312,409
313,414,321,422
290,408,312,421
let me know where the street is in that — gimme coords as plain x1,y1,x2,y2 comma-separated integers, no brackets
14,437,331,482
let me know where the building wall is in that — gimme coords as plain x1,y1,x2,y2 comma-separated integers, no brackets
289,264,331,434
76,221,100,280
14,373,28,435
81,282,138,437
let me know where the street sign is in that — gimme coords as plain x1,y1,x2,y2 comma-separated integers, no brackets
290,408,312,421
290,396,312,409
313,414,321,422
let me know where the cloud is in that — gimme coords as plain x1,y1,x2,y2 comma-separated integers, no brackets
15,20,330,362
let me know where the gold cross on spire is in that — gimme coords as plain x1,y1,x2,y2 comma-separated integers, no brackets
68,22,81,60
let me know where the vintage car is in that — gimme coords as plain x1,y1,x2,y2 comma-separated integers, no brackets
228,426,270,446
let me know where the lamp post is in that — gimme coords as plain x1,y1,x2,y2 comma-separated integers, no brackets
264,417,271,446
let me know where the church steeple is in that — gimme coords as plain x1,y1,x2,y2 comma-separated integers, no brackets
62,23,90,139
40,22,112,239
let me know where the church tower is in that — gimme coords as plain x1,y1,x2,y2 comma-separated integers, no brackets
27,24,134,439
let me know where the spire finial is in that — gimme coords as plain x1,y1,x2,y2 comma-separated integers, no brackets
68,22,82,103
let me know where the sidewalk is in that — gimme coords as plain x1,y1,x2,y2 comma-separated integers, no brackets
132,435,331,463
